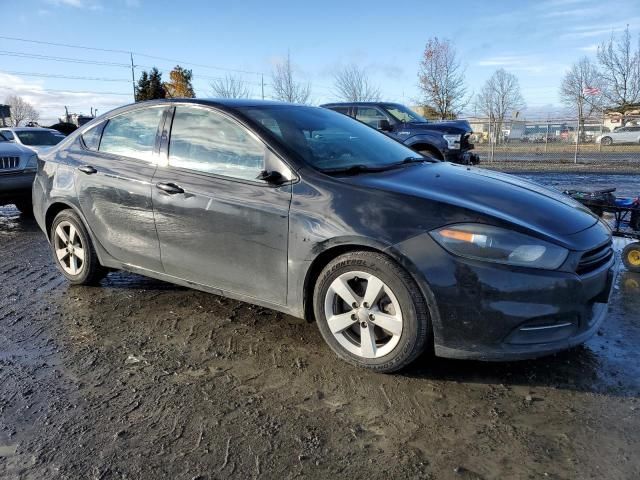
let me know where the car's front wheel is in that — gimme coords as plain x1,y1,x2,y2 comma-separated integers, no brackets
601,136,613,146
50,210,107,285
313,251,430,373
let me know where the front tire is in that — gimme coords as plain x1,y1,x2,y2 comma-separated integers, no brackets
601,136,613,146
313,251,430,373
50,210,107,285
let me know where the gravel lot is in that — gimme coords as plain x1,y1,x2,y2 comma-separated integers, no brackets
1,174,639,479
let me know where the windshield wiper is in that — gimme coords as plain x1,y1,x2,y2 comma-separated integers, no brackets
400,156,439,164
321,164,390,175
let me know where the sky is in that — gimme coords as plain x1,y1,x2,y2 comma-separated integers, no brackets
1,0,639,124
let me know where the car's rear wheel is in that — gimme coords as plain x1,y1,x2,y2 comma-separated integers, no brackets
601,136,613,146
50,210,107,285
622,242,640,273
313,251,430,373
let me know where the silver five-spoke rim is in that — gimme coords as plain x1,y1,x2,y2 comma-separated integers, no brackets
53,221,85,276
324,271,403,359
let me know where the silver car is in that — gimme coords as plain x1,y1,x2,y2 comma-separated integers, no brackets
596,125,640,145
0,131,39,214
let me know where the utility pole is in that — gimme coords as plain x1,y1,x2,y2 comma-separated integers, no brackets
130,52,137,101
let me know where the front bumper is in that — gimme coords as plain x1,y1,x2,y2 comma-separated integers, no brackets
444,150,480,165
395,232,617,361
0,170,35,203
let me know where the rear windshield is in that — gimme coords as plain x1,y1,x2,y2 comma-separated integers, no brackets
15,130,64,146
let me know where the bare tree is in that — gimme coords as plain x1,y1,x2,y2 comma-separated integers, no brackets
5,95,39,127
597,26,640,112
560,57,603,141
210,74,251,99
271,52,311,104
333,64,380,102
475,69,525,144
418,37,468,119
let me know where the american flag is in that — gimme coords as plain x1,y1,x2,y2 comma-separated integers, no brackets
583,86,601,96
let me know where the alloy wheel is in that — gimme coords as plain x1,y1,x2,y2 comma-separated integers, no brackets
53,220,86,276
323,271,403,359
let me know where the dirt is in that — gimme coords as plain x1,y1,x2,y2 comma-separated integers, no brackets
1,179,640,479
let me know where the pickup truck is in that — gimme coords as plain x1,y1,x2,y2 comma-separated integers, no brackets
321,102,479,165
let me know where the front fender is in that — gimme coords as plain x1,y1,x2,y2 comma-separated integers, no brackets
404,133,447,153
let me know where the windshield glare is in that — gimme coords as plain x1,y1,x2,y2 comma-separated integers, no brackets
239,106,421,171
383,104,427,123
15,130,64,146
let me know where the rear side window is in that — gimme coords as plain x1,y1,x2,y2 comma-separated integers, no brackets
81,124,103,151
168,106,265,181
330,106,351,116
355,107,387,128
1,130,14,140
99,107,165,162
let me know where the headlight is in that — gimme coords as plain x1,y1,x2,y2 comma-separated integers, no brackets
442,134,461,150
25,154,38,170
430,223,569,270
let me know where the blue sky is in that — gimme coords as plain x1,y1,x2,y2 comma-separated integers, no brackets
1,0,639,123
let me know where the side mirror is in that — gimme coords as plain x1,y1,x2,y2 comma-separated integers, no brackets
256,170,286,184
377,119,392,132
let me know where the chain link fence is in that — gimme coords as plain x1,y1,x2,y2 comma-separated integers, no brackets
463,115,640,171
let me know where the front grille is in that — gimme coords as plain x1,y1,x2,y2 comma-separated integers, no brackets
461,133,472,150
0,156,20,170
577,240,613,275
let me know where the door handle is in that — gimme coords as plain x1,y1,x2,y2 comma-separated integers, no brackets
78,165,97,175
156,182,185,195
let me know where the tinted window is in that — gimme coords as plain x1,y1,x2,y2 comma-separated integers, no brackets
355,107,387,128
330,106,350,115
81,123,103,151
15,130,63,146
239,106,419,171
168,106,265,181
99,107,164,161
1,130,14,140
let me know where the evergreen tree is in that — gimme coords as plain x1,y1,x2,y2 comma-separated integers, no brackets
164,65,196,98
134,71,150,102
135,68,167,101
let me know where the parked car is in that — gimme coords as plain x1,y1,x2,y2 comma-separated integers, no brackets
0,131,39,214
0,127,65,154
596,126,640,145
34,99,615,372
321,102,479,165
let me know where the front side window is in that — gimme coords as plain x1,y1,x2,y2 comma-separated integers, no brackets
99,107,165,161
168,106,265,181
355,107,388,128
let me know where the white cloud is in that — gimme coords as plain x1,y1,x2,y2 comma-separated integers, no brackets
475,55,550,74
46,0,103,10
578,44,599,53
0,72,126,125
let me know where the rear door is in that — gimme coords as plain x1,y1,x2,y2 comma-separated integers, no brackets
74,105,168,271
152,104,291,304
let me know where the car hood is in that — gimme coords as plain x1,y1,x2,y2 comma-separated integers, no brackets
405,120,472,135
345,163,599,238
0,142,33,156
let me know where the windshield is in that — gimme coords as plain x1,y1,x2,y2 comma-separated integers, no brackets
382,104,427,123
238,106,422,172
15,130,64,146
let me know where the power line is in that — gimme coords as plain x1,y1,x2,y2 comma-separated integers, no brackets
0,70,130,82
5,86,131,96
0,35,264,75
0,50,131,67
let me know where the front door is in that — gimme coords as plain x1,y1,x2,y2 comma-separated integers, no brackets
152,105,291,305
72,106,167,271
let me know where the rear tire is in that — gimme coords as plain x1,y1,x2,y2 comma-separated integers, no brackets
50,209,107,285
601,136,613,146
313,251,431,373
622,242,640,273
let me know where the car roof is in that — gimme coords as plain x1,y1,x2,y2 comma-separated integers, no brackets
131,98,300,109
321,102,403,107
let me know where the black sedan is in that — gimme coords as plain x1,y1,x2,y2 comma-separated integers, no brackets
33,99,616,372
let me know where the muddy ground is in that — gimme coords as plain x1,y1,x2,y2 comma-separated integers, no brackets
1,174,640,479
